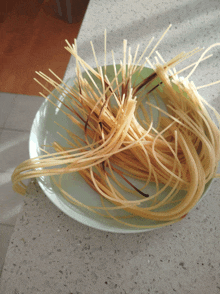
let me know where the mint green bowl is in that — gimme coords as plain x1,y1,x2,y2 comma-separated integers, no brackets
29,65,212,233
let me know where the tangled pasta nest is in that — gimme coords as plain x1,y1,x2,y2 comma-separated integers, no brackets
12,26,220,228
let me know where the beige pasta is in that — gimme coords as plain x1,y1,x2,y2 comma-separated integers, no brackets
12,26,220,228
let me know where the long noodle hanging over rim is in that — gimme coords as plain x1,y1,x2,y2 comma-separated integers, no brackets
12,25,220,228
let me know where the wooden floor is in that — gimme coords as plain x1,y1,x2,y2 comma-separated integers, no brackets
0,0,88,96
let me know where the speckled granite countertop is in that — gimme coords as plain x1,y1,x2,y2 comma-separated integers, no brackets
1,0,220,293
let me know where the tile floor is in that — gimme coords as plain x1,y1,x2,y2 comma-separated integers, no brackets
0,92,44,277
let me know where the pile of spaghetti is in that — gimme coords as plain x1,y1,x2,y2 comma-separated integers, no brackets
12,26,220,228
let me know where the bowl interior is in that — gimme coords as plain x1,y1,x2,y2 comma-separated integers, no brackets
29,65,212,233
